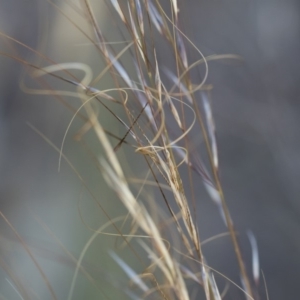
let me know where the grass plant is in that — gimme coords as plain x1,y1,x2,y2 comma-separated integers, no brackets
0,1,265,299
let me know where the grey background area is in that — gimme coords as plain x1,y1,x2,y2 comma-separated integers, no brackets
0,0,300,299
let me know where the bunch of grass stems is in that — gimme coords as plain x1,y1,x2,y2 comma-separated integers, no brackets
0,0,264,299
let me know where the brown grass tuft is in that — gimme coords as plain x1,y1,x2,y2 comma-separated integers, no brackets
0,1,264,299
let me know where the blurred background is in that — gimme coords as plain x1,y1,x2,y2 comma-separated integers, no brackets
0,0,300,299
